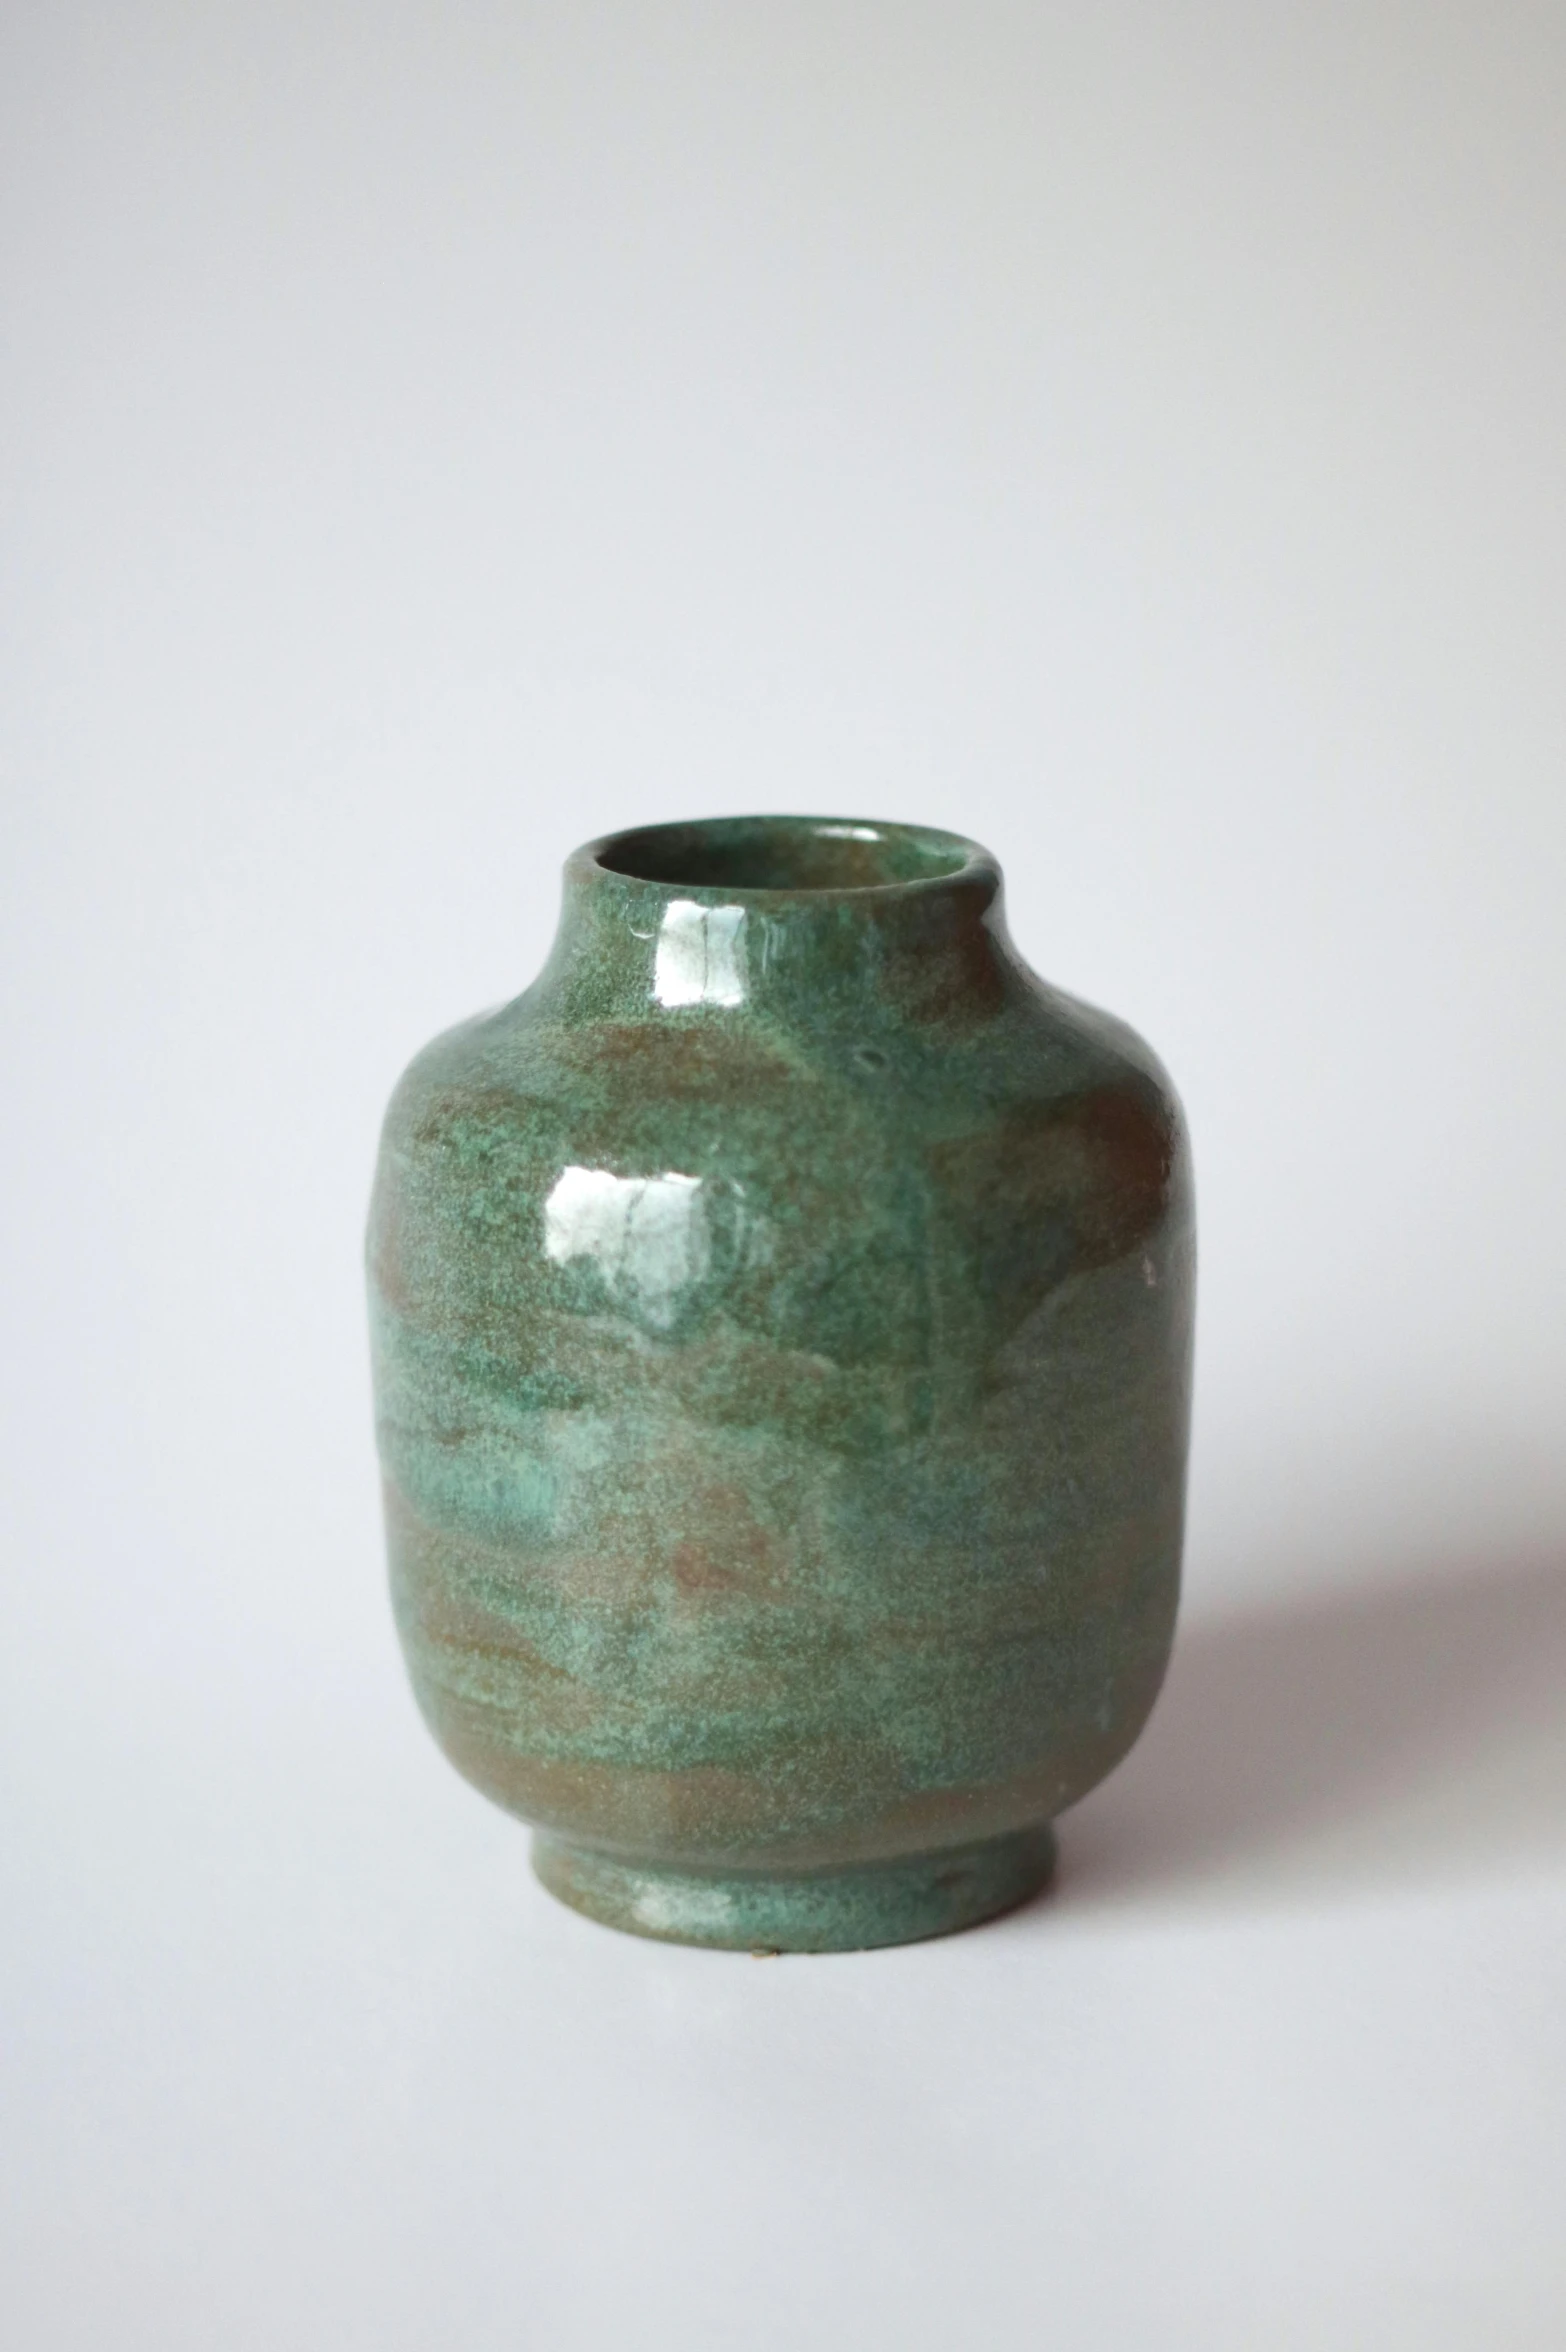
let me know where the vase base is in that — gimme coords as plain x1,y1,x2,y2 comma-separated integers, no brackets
530,1824,1056,1952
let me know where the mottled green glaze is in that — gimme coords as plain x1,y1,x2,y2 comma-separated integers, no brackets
367,816,1194,1950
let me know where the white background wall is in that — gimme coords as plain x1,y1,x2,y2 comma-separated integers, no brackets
4,6,1564,2345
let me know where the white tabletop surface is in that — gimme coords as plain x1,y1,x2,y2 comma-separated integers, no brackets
4,8,1565,2345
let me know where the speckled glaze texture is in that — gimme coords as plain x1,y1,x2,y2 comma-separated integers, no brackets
367,817,1194,1949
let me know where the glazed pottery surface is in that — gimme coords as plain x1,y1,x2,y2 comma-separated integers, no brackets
367,816,1194,1948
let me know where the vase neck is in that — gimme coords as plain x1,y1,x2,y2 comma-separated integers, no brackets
532,817,1015,1031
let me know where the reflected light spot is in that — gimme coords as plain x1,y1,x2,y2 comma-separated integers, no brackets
543,1165,710,1328
654,900,747,1007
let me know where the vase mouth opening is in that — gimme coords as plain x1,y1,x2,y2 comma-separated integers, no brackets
587,815,988,898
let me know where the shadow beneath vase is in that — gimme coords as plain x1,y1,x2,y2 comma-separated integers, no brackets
1051,1543,1566,1914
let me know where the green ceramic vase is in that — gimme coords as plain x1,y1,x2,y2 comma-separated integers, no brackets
367,816,1194,1950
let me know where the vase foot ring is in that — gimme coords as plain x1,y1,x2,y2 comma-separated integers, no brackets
531,1824,1056,1952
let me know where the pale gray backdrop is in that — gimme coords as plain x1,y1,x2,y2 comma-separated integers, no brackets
4,5,1564,2346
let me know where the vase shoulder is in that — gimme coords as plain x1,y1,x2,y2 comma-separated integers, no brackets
371,969,1188,1393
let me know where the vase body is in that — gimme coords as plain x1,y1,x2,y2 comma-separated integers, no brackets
367,816,1194,1948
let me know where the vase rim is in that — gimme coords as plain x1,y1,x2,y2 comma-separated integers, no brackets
573,814,998,903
